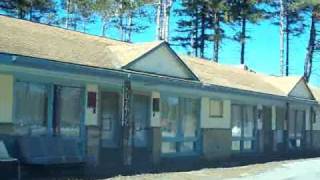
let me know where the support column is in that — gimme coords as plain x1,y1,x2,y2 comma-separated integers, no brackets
284,102,289,152
121,77,133,166
150,92,161,164
85,84,100,165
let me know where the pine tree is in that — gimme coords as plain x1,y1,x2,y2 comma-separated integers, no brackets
227,0,266,65
94,0,117,36
75,0,95,32
173,0,210,58
0,0,56,23
207,1,228,62
300,0,320,82
111,0,152,42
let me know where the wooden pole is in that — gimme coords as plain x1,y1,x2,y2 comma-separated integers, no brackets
122,76,133,166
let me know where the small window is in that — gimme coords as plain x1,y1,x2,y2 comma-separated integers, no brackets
209,99,223,117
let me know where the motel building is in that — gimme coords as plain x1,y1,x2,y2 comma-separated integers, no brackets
1,15,320,177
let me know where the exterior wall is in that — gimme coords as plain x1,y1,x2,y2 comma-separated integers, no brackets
128,45,194,79
0,123,14,135
200,97,232,160
151,127,161,164
200,98,231,129
85,84,99,126
289,80,313,99
150,92,161,127
312,130,320,150
202,129,232,160
86,126,101,165
0,74,13,124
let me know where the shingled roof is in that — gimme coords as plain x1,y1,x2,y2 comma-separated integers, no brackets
0,15,314,99
0,15,161,70
181,56,305,97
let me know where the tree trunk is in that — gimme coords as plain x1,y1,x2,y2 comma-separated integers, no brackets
304,12,317,82
127,13,133,42
66,0,71,29
240,0,247,65
120,15,124,41
213,12,220,62
285,12,289,76
156,0,162,40
200,6,206,58
101,18,107,36
193,8,199,57
279,0,285,76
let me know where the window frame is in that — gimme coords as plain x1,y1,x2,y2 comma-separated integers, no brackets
160,94,201,156
13,80,50,136
13,79,85,140
288,109,305,150
231,104,258,153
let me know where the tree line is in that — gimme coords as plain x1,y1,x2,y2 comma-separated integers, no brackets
0,0,319,82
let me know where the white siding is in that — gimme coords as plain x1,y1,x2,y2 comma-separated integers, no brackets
127,45,194,79
201,97,231,129
290,80,313,99
0,74,13,123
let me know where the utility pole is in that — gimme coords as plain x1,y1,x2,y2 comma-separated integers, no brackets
156,0,172,42
279,0,285,76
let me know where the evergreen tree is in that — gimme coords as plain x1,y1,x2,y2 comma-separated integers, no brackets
207,1,228,62
112,0,153,42
75,0,95,32
299,0,320,82
173,0,210,58
94,0,117,36
228,0,266,64
0,0,56,23
268,0,308,76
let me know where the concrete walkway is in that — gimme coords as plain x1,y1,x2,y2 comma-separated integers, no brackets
109,158,320,180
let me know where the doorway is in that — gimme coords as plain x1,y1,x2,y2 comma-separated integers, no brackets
262,107,273,154
132,94,150,163
99,91,121,165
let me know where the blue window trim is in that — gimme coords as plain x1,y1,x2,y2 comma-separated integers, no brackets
13,78,86,154
160,94,202,156
231,104,258,153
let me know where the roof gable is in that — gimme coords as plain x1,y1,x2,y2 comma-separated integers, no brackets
289,78,315,100
123,43,198,80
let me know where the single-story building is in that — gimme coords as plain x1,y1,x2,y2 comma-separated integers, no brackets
0,15,320,175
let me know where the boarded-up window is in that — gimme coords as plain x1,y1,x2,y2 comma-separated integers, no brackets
209,99,223,117
15,81,48,135
161,96,179,138
161,95,200,154
288,109,305,149
296,110,305,138
289,110,296,138
231,104,257,152
231,105,242,138
55,86,82,137
276,107,285,130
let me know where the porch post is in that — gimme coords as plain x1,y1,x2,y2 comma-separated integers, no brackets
284,102,289,152
121,76,133,166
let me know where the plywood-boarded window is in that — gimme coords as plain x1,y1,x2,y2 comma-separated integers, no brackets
209,99,223,117
15,81,48,135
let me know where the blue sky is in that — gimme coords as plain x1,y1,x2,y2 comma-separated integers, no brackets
84,2,320,86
